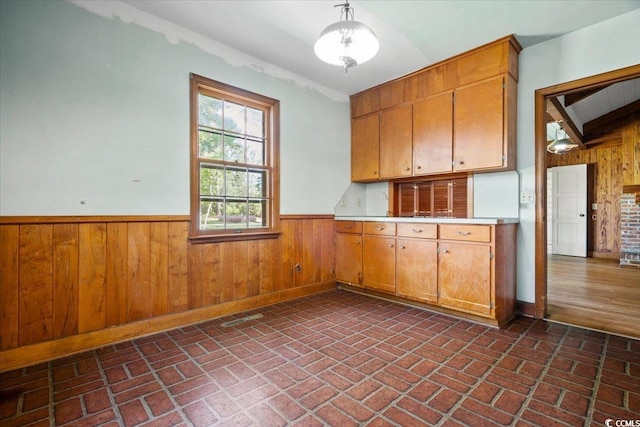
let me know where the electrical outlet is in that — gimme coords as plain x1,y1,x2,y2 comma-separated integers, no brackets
520,192,534,203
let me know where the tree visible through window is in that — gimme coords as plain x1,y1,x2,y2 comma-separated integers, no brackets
190,74,280,242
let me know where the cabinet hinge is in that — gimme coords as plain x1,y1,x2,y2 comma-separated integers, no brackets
502,154,506,161
490,302,495,309
490,252,494,260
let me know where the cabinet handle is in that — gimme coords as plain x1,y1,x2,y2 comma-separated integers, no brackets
405,167,410,171
457,231,471,236
412,228,423,233
416,165,422,170
442,249,449,254
373,171,378,175
388,244,394,248
356,241,361,245
345,225,353,229
400,245,406,249
375,226,384,231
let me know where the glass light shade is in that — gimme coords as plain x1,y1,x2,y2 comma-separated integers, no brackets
547,138,579,154
314,20,379,71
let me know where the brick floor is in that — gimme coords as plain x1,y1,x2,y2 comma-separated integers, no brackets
1,290,638,426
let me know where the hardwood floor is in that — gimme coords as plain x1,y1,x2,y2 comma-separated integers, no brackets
547,254,640,339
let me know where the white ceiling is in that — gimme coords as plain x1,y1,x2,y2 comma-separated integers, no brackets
120,0,640,95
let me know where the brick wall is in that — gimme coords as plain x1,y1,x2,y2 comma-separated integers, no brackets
620,192,640,268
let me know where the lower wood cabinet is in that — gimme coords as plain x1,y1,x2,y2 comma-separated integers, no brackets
335,233,362,287
397,238,438,302
438,242,491,315
335,220,517,328
335,221,363,287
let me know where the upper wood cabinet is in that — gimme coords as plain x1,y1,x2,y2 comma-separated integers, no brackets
413,91,453,174
349,35,520,182
351,114,380,181
453,76,510,172
380,104,413,179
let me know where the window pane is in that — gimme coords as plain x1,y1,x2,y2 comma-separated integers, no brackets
200,200,224,230
224,101,245,134
248,200,266,228
224,134,244,163
246,138,264,165
199,129,223,160
226,168,247,197
248,170,265,198
200,165,224,196
225,200,247,229
198,94,222,128
246,107,264,137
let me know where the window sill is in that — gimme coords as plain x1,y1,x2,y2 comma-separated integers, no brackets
188,231,281,244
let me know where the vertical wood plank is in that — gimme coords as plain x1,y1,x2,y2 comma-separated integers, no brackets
150,222,169,317
19,225,53,346
106,223,128,326
52,224,79,338
611,146,622,252
232,241,249,301
247,240,260,298
634,120,640,184
597,147,611,252
258,238,275,295
302,219,315,285
188,243,221,309
321,219,335,283
168,222,188,313
280,220,295,289
78,223,107,333
0,225,20,350
127,222,151,322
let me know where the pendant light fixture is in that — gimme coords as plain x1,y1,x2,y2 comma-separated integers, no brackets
314,2,379,74
547,122,579,154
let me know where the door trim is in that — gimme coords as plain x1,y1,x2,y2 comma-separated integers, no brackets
534,64,640,318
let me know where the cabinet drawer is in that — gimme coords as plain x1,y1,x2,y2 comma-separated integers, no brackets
335,221,362,234
397,223,437,239
364,222,396,236
439,224,491,242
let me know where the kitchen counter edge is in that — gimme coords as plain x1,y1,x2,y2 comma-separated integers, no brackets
334,216,519,225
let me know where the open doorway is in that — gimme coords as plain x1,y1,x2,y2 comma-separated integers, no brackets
534,65,640,338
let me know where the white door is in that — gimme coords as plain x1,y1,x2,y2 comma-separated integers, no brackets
551,164,587,257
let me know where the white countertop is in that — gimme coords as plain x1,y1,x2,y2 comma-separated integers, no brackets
335,216,519,224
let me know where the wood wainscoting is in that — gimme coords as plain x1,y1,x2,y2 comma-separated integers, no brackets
0,215,336,372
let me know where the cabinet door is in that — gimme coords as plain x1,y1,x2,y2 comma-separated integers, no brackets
335,233,363,287
397,239,438,303
363,236,396,293
380,104,413,179
413,91,453,174
438,242,492,316
351,114,380,182
453,76,505,171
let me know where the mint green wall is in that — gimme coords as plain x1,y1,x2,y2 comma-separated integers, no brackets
0,0,351,215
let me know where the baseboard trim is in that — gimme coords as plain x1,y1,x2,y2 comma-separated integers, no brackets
0,281,336,373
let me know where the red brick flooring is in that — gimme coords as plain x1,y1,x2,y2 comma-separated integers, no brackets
1,290,639,426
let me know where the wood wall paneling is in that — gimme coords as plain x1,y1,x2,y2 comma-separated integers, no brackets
52,224,79,339
546,114,638,256
167,222,189,314
0,226,19,350
106,223,128,326
0,216,336,370
78,223,107,333
19,225,53,346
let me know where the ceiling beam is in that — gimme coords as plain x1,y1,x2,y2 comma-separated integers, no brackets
546,97,585,149
583,99,640,135
564,85,610,107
